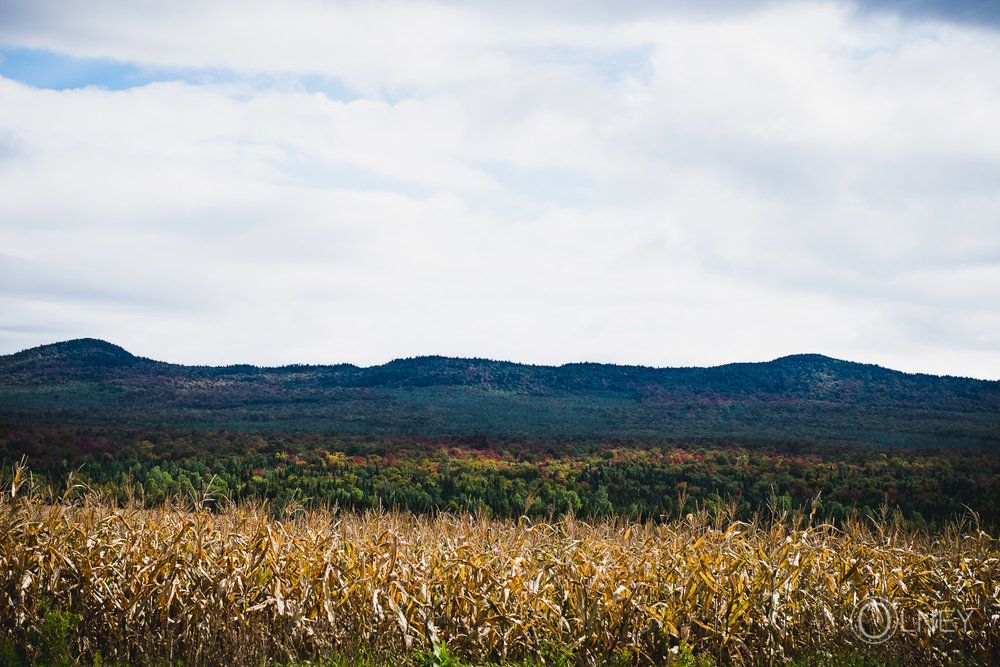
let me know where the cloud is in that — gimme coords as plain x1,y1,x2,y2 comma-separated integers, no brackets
0,2,998,377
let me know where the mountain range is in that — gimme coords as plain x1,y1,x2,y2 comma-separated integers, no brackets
2,338,998,448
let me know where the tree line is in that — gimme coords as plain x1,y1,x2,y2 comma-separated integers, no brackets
3,423,998,530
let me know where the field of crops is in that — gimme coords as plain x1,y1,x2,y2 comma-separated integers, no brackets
1,466,999,666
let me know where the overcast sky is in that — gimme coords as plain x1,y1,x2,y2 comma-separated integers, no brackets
1,1,998,378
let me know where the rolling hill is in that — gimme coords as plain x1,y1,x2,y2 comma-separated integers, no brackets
2,338,999,447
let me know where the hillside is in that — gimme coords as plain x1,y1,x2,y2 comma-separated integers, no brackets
2,338,999,447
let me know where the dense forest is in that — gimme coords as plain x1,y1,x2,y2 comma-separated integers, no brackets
3,421,999,530
2,339,999,530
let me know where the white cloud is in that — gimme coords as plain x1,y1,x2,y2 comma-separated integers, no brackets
0,1,999,377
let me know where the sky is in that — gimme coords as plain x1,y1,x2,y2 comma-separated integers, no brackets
0,1,999,378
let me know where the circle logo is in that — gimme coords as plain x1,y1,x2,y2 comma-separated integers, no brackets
852,597,897,644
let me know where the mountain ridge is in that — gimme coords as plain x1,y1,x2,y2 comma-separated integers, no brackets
1,337,979,380
2,338,999,446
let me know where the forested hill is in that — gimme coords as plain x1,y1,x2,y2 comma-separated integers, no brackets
2,338,999,447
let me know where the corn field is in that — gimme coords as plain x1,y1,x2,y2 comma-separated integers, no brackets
1,465,999,666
